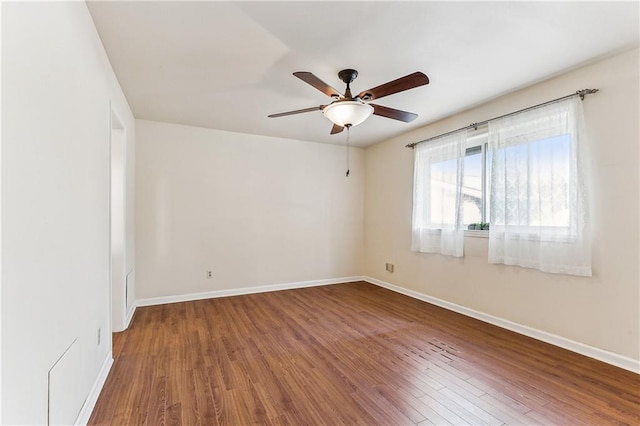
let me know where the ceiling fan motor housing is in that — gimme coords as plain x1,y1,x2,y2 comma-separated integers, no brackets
338,69,358,84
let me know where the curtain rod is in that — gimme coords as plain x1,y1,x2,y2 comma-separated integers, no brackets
406,88,599,149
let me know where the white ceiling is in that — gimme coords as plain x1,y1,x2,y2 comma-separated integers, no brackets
87,1,639,148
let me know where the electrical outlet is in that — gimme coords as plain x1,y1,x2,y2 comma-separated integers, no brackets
206,270,213,279
385,263,394,273
97,328,101,345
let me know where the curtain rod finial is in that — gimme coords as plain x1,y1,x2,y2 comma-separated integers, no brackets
577,88,599,100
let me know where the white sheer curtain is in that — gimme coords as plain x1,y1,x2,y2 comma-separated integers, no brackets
488,96,591,276
411,130,467,257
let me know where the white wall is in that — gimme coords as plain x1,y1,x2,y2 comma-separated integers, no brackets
1,2,134,424
0,1,4,420
364,49,639,366
136,120,364,300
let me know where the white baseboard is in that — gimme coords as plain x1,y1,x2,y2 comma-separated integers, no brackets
124,302,136,329
364,276,640,374
136,276,365,307
74,352,113,426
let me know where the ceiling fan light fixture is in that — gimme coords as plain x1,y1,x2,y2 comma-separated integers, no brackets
322,100,373,127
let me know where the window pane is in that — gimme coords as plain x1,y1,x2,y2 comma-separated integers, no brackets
490,134,571,228
463,147,482,225
529,134,571,227
485,144,491,224
430,158,457,226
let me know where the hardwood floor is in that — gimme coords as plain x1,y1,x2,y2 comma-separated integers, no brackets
89,282,640,425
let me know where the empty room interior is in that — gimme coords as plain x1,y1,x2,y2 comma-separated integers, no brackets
2,1,640,425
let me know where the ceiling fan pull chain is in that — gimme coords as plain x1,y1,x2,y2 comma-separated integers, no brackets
346,126,350,177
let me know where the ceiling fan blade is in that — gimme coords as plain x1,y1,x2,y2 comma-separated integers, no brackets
371,104,418,122
294,72,342,98
357,72,429,101
268,105,324,118
330,124,344,135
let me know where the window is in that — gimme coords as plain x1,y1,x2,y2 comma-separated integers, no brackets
412,96,591,276
416,128,576,233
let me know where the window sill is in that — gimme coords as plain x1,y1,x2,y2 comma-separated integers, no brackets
465,230,489,238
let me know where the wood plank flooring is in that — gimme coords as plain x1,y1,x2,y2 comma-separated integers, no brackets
89,281,640,425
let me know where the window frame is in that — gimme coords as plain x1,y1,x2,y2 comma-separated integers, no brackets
462,128,490,234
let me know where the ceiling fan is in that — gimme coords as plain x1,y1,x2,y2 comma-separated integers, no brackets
268,69,430,135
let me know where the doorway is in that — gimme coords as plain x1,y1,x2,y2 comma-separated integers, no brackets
110,110,126,332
